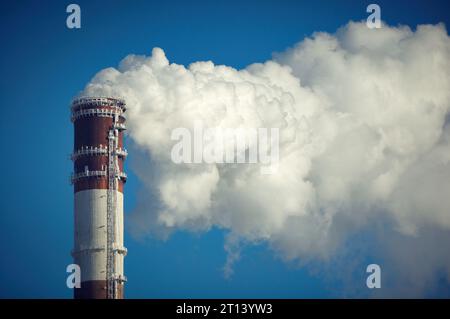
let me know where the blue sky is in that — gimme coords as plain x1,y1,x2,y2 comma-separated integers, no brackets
0,0,449,298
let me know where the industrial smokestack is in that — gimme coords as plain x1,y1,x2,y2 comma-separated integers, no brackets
70,97,127,299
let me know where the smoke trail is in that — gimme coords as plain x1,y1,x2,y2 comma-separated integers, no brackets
81,21,450,296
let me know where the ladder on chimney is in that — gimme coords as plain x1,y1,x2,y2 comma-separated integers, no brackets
106,116,119,299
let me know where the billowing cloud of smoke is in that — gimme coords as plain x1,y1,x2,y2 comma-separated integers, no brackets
81,21,450,296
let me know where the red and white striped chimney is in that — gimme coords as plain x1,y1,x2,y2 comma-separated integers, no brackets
71,97,127,299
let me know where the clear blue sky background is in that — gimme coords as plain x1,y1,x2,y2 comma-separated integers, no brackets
0,0,449,298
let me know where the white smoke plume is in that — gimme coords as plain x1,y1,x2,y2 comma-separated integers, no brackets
81,21,450,297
